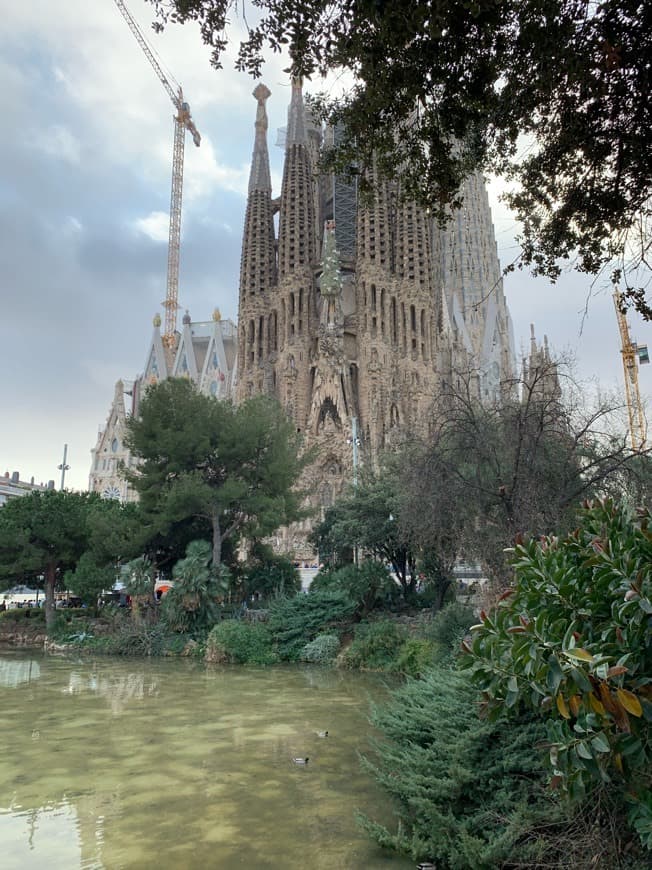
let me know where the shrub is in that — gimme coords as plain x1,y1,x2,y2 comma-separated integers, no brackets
300,633,340,664
267,591,357,661
426,601,476,661
310,560,396,614
103,618,169,657
243,550,300,600
206,619,278,665
359,667,563,867
340,619,407,670
393,637,437,678
0,608,45,622
461,499,652,841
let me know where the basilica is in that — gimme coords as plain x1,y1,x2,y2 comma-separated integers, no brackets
90,79,517,541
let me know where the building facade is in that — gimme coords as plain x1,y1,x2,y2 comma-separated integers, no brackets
90,80,516,555
89,310,237,501
235,81,516,542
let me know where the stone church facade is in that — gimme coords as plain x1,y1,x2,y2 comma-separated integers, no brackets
90,79,516,556
235,81,515,544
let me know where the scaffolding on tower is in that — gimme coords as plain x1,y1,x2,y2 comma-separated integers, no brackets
113,0,201,356
613,290,648,451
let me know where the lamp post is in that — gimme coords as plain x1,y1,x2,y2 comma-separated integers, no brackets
57,444,70,491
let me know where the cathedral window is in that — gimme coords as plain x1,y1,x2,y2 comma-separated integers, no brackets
371,284,377,311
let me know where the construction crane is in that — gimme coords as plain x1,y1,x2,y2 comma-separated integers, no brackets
613,290,649,451
113,0,201,353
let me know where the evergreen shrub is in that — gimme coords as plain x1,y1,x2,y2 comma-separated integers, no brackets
243,550,300,599
340,619,407,670
300,633,340,664
426,600,476,659
268,591,357,661
359,667,563,867
310,561,396,614
206,619,279,665
393,637,437,678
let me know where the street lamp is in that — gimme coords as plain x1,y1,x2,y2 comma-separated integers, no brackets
58,444,70,490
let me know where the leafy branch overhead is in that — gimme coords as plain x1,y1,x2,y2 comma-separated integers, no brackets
149,0,652,318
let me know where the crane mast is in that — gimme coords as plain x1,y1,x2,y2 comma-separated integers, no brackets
113,0,200,353
613,290,648,451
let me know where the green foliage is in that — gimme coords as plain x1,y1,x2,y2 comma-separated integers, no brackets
120,555,155,599
206,619,278,665
310,560,396,615
340,620,408,671
125,380,307,569
426,601,476,661
160,540,229,633
0,490,98,630
393,638,437,679
0,608,45,623
359,668,562,867
242,546,300,599
65,553,116,609
103,618,170,657
267,591,357,661
150,0,652,320
461,499,652,844
299,633,340,664
310,470,418,597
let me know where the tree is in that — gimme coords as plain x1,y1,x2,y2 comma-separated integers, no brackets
310,470,419,599
124,379,307,569
0,491,96,630
149,0,652,319
160,539,229,632
64,554,115,612
404,359,642,585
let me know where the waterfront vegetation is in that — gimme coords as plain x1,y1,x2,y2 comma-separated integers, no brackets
1,381,651,867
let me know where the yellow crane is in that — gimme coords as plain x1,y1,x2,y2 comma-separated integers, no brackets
113,0,201,353
613,290,649,451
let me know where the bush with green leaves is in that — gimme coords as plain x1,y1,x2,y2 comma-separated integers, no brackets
206,619,278,665
267,591,357,661
359,666,650,868
426,600,476,661
310,560,396,615
64,552,116,610
0,608,45,623
340,619,408,670
242,547,300,600
103,618,170,657
461,499,652,848
299,633,340,664
393,637,437,678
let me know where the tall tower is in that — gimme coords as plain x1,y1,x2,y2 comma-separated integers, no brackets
439,171,515,400
236,84,277,401
234,84,518,553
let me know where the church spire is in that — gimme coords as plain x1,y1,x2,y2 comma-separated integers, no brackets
278,77,316,277
239,84,276,299
248,83,272,192
286,76,307,147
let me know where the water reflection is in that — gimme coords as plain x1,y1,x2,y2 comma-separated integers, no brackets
0,658,41,687
0,652,410,869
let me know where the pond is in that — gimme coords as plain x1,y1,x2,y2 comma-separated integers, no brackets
0,650,412,869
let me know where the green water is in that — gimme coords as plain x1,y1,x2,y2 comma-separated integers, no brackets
0,650,411,869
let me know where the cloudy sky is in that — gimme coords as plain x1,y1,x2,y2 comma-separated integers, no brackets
1,0,650,492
